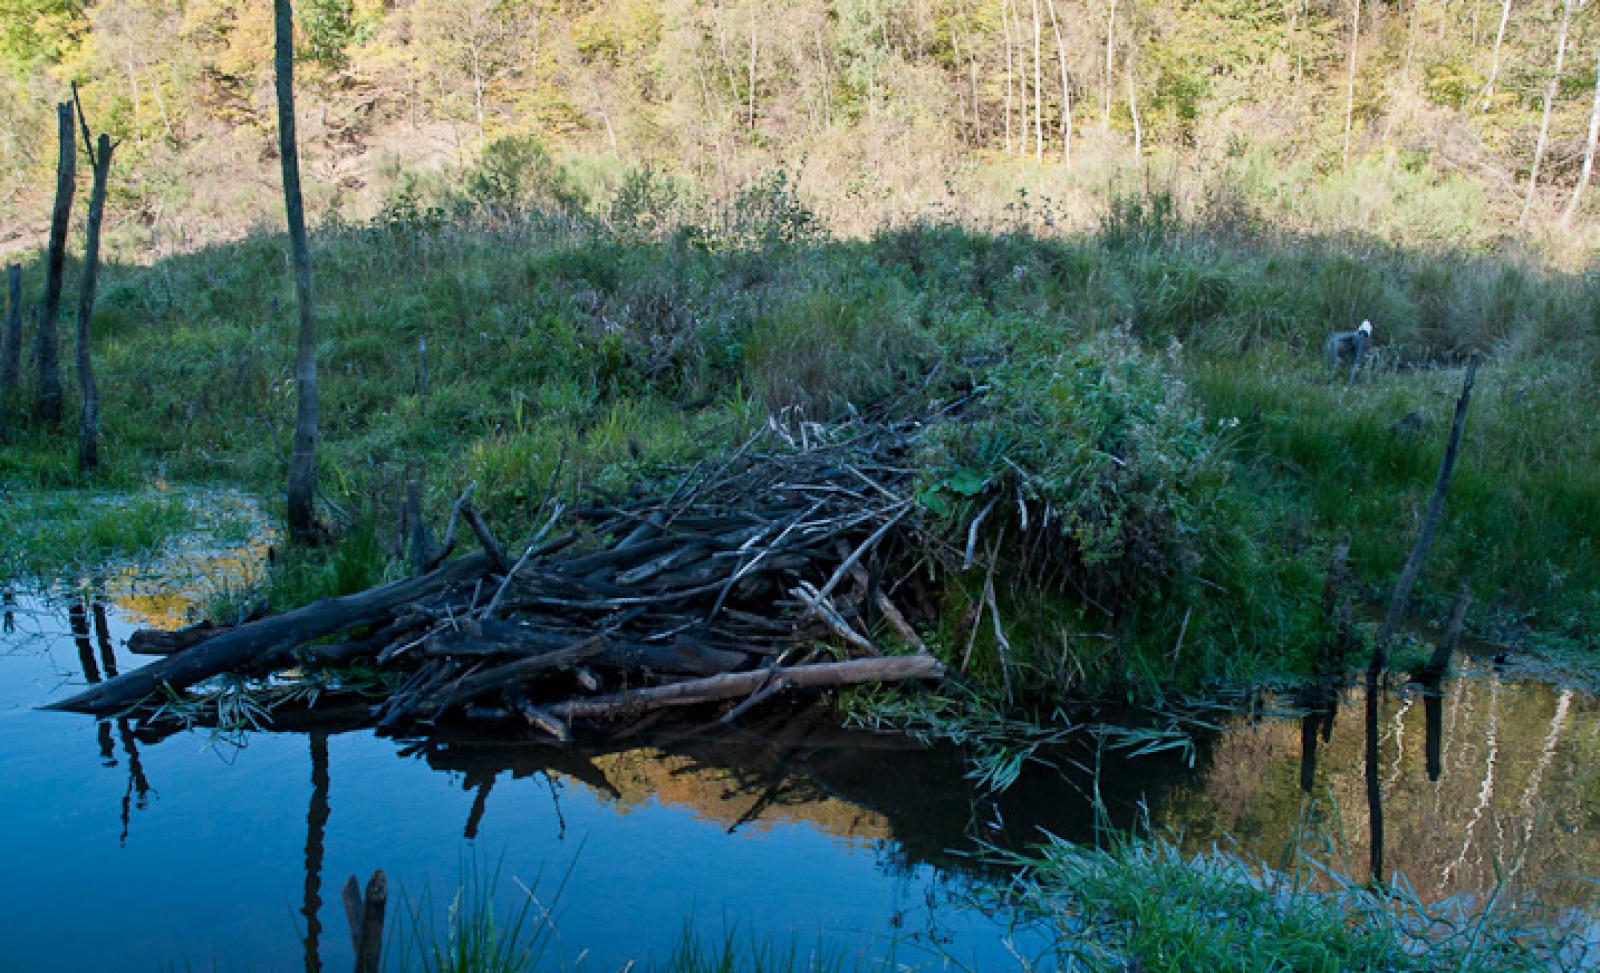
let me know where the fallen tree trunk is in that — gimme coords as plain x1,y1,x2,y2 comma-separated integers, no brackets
545,655,947,723
47,553,492,714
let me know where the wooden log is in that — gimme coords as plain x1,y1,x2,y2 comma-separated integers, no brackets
417,635,607,715
546,655,945,723
45,553,493,714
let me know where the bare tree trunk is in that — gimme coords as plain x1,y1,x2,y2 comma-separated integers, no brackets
1369,358,1477,675
1032,0,1044,162
1562,42,1600,224
2,264,20,398
275,0,322,544
1481,0,1513,109
1011,0,1029,155
76,131,113,473
1103,0,1117,132
1047,0,1072,162
1342,0,1362,168
747,4,758,130
1127,44,1141,159
1522,0,1575,226
37,102,74,425
1003,0,1015,154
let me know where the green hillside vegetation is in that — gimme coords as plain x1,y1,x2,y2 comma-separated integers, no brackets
2,171,1596,701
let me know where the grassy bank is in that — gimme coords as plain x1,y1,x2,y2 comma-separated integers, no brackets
3,182,1597,700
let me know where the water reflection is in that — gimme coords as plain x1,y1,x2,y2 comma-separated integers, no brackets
302,733,330,973
3,536,1600,968
1171,661,1600,915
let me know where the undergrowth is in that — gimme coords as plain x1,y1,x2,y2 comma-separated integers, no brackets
3,175,1598,702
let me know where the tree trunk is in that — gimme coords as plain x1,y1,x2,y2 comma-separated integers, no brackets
37,102,74,425
1342,0,1362,168
1,264,20,438
1127,45,1141,158
1032,0,1044,162
1003,0,1015,154
1047,0,1072,163
1481,0,1513,109
45,553,493,715
275,0,322,544
747,4,758,130
1521,0,1575,226
1562,41,1600,224
1103,0,1117,132
1011,0,1028,155
76,133,113,473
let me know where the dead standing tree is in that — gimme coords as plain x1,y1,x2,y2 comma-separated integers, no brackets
73,84,117,473
36,102,75,425
275,0,323,543
1,264,21,440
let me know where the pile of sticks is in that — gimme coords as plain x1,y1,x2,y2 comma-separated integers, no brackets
48,417,947,736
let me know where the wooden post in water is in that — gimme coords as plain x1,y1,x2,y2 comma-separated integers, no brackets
36,102,74,425
1369,357,1477,676
343,870,387,973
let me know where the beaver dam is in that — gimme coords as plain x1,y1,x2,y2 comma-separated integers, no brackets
48,416,971,732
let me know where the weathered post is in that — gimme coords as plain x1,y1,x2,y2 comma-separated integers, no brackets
75,100,115,472
37,102,75,425
342,870,387,973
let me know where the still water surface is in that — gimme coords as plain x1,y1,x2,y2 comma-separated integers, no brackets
2,530,1597,971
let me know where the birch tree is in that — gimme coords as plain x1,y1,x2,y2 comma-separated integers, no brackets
1521,0,1576,225
1046,0,1072,162
1342,0,1362,168
1562,41,1600,223
1032,0,1043,161
1103,0,1117,131
1481,0,1513,109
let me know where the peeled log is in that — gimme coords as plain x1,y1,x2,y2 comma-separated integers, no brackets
45,554,492,715
547,654,946,723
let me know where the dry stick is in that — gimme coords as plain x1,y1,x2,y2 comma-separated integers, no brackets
545,655,946,723
1370,357,1478,676
802,503,910,612
1421,582,1472,684
424,482,477,571
720,674,793,725
874,591,929,654
36,102,74,425
461,498,509,570
482,503,565,617
983,532,1014,705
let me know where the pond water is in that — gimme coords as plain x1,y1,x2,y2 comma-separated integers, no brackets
3,531,1598,971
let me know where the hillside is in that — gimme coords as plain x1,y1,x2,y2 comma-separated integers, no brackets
3,0,1600,261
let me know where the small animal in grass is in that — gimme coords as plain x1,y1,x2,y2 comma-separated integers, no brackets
1326,319,1374,371
1391,410,1425,436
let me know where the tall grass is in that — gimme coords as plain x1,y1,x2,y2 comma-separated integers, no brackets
4,173,1597,697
